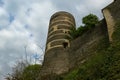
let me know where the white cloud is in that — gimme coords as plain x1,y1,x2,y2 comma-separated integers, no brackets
0,7,9,29
0,65,2,71
7,61,16,68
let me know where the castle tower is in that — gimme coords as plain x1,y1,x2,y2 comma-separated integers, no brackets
46,11,76,52
102,0,120,42
41,11,76,76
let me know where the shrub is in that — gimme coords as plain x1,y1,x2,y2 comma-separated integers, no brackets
70,14,99,39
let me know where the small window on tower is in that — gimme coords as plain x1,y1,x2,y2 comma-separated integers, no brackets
63,42,68,48
65,31,67,33
63,30,68,34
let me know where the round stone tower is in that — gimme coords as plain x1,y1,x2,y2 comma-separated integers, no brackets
41,11,76,77
46,11,76,52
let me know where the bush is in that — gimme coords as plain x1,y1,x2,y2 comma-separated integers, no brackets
5,63,41,80
82,14,99,29
22,64,41,80
70,14,99,39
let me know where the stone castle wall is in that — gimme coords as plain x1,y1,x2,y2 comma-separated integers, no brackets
103,0,120,41
40,11,76,77
68,19,109,69
68,0,120,72
40,0,120,78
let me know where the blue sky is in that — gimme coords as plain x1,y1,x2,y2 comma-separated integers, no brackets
0,0,113,80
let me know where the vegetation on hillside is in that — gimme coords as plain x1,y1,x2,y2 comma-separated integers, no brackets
61,22,120,80
5,62,41,80
70,14,99,39
22,64,41,80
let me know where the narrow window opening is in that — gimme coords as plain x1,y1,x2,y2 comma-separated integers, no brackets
63,42,68,48
65,31,67,33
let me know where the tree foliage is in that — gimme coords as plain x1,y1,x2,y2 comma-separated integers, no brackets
5,61,41,80
22,64,41,80
82,14,99,29
70,14,99,39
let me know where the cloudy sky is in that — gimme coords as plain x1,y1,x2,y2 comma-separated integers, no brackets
0,0,113,79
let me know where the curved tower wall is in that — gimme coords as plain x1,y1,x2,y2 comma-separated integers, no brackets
41,11,76,76
46,11,76,52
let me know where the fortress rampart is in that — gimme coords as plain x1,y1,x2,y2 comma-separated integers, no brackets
40,0,120,79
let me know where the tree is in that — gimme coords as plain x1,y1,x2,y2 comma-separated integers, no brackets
5,61,41,80
22,64,41,80
82,14,99,29
70,14,99,39
5,61,28,80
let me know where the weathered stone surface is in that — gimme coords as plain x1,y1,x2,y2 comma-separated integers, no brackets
40,11,76,77
40,1,120,79
103,0,120,41
68,19,109,69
